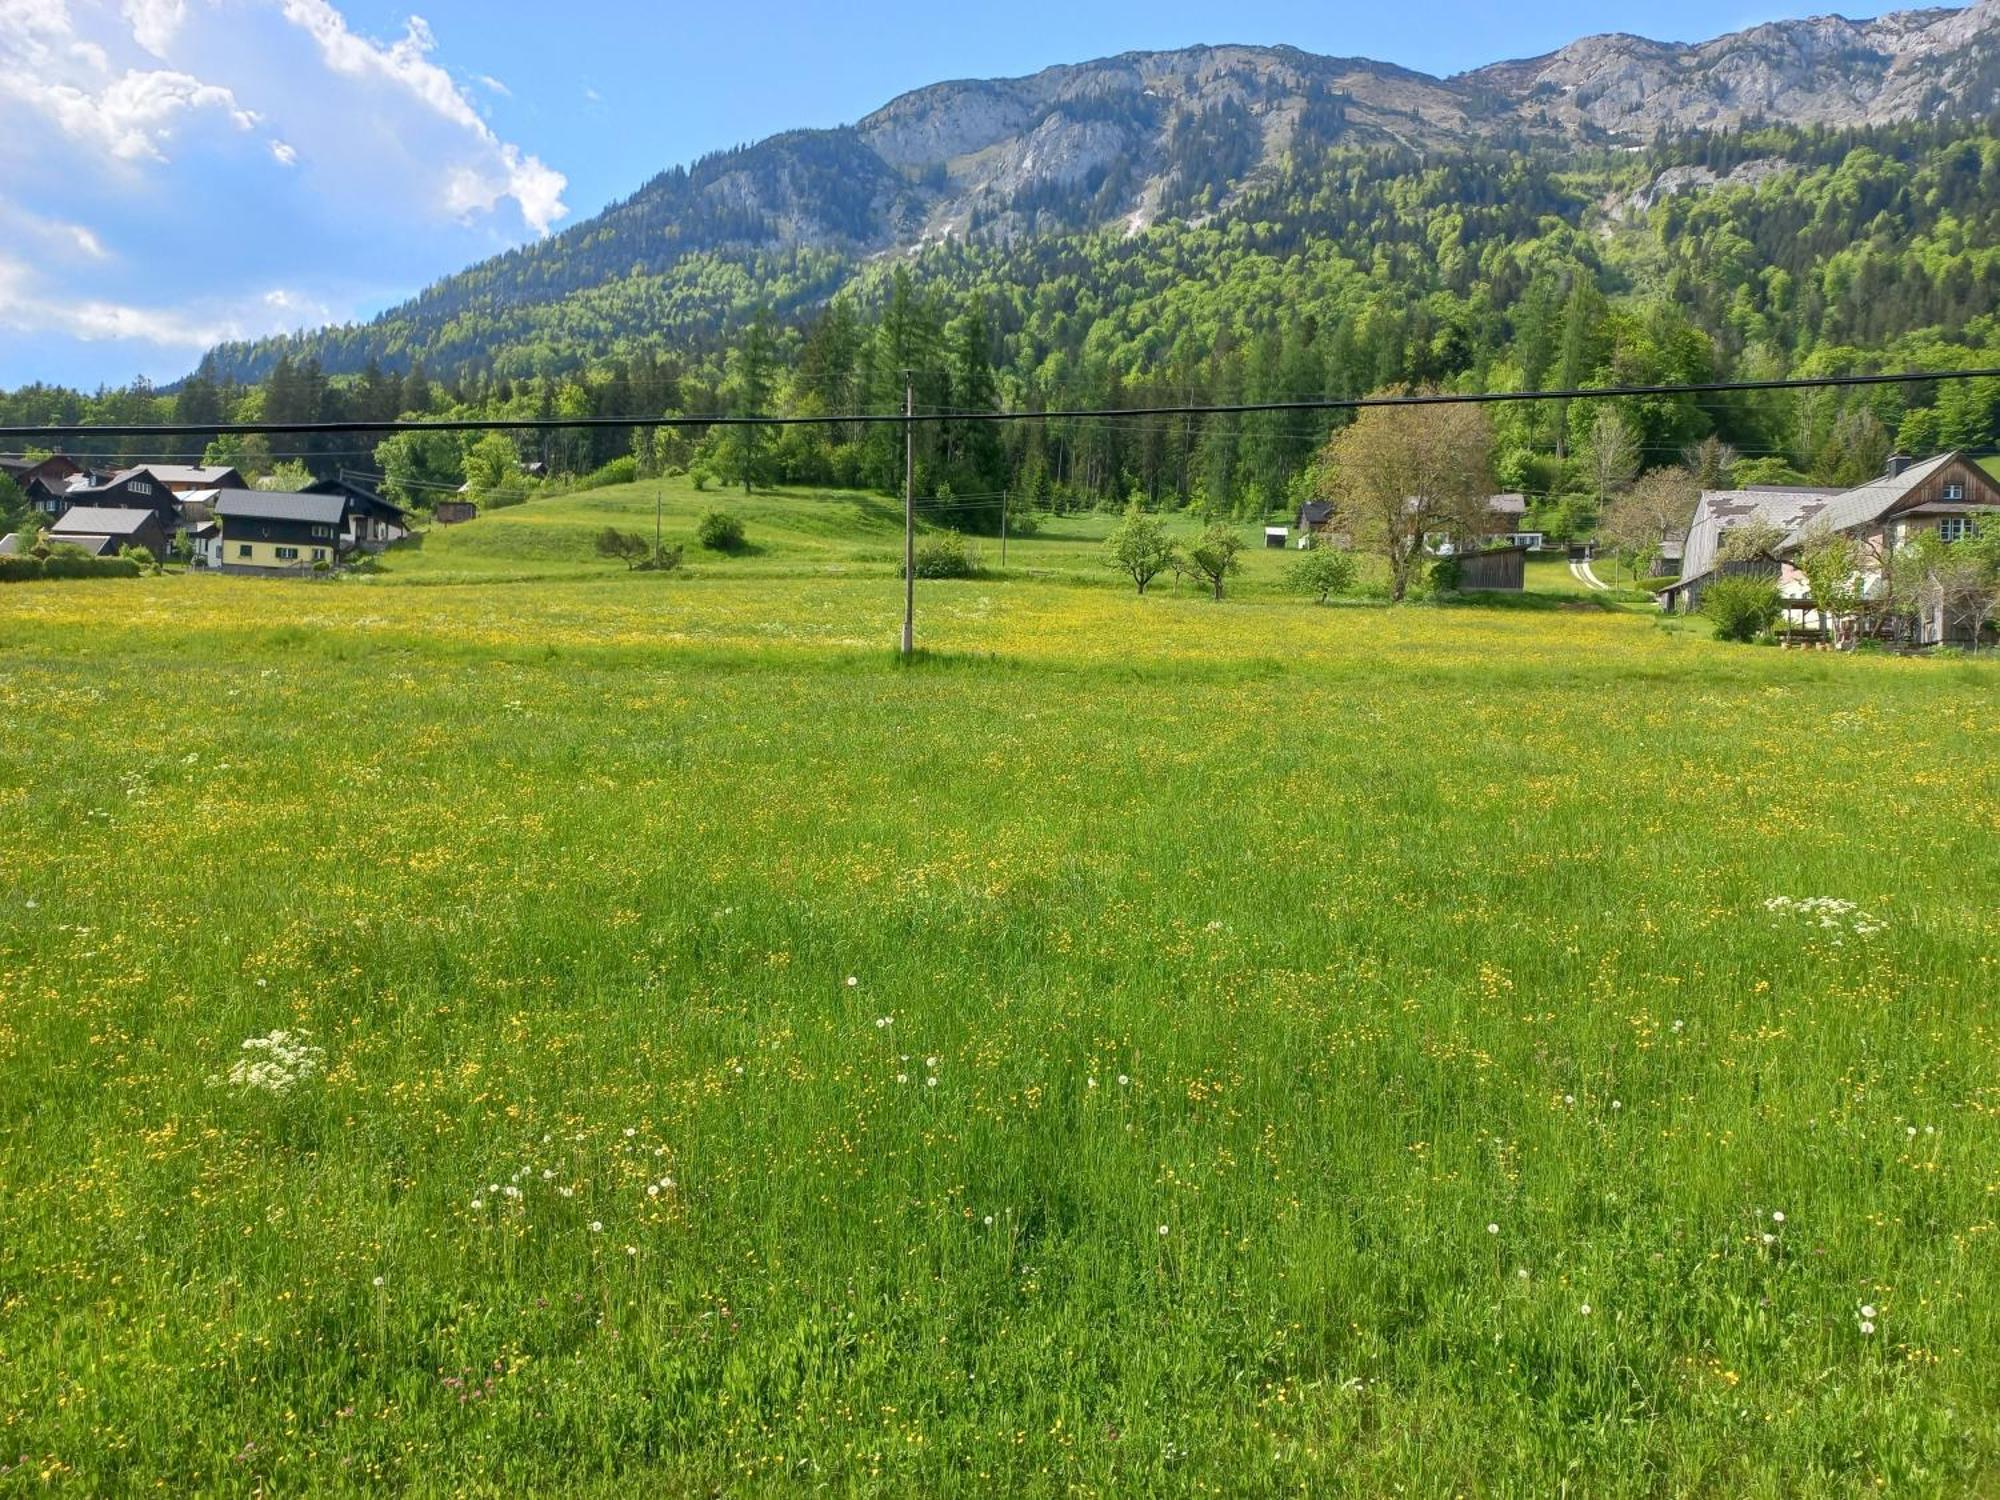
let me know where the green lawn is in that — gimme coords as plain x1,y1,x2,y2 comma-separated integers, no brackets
1,487,1996,1495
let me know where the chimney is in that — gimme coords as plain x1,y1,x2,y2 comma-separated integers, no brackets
1885,453,1912,478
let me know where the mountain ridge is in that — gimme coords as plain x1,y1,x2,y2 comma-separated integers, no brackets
201,2,2000,381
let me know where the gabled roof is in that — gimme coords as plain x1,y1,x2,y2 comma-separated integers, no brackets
113,464,245,488
1487,492,1528,517
1678,485,1845,588
0,533,19,556
51,506,158,537
303,475,408,516
51,535,118,556
1296,499,1335,526
1779,451,1965,548
214,490,347,525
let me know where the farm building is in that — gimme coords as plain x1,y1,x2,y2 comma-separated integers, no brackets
1660,452,2000,639
1453,545,1527,591
48,505,170,559
1658,484,1845,613
434,499,479,525
214,491,346,573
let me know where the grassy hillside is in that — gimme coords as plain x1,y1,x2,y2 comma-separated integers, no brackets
0,523,1994,1493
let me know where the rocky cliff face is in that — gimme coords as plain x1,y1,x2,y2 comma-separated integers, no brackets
1469,1,2000,136
821,4,2000,246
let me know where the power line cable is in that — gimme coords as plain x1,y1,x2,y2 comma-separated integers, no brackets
7,367,1998,441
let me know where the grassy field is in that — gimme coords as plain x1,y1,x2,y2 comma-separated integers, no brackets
1,482,1996,1495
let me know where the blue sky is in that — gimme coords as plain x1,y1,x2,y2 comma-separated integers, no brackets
1,0,1906,390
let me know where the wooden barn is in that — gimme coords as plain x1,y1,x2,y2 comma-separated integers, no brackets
1454,545,1527,592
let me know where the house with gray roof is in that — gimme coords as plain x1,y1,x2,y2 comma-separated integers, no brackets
48,505,170,560
1661,452,2000,638
213,491,348,573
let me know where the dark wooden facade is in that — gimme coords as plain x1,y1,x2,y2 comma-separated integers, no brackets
1455,546,1527,592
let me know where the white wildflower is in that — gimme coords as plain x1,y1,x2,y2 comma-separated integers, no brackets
208,1030,326,1095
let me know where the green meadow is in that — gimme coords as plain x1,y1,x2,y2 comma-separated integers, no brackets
1,482,1995,1495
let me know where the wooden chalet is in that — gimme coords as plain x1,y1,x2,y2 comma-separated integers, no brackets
47,505,170,559
213,491,347,572
112,464,248,496
1,453,83,494
302,476,412,549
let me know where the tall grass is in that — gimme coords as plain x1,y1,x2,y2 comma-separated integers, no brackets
0,502,1994,1494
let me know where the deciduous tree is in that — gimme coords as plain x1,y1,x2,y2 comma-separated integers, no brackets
1315,393,1495,602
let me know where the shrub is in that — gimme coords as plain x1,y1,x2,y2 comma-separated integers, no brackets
594,528,652,570
1428,555,1464,594
1285,546,1358,604
0,556,43,583
638,544,683,574
483,481,530,510
695,508,746,552
40,555,142,580
577,456,638,492
905,531,977,579
1702,575,1783,642
121,545,158,574
689,465,711,492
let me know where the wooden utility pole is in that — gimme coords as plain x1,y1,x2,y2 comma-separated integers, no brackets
1000,489,1009,568
654,488,662,564
901,373,915,656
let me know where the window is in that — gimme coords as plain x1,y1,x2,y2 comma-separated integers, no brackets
276,546,299,561
130,480,152,495
312,525,333,539
311,548,327,561
1940,516,1978,543
1942,483,1965,502
237,544,251,558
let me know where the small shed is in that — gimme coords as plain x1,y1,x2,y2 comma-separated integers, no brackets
434,500,478,525
1455,545,1527,592
1264,526,1288,549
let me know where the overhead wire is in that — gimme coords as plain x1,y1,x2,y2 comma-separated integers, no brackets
7,366,1999,441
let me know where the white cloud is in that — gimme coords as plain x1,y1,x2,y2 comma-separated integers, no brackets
0,0,572,382
0,196,111,260
2,67,258,162
276,0,566,232
122,0,186,56
0,251,331,349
